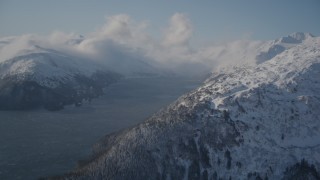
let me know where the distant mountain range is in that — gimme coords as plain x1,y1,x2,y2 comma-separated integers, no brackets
56,33,320,179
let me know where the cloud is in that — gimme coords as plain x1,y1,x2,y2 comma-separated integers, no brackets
48,31,84,46
97,14,133,39
0,32,86,62
75,13,198,72
0,34,39,61
0,13,260,76
197,40,263,71
77,14,152,56
163,13,193,46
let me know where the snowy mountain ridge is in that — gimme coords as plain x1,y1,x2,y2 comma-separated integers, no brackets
207,32,317,69
56,33,320,179
277,32,315,44
0,50,105,88
0,42,122,110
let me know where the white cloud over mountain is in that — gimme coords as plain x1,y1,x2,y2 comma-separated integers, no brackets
163,13,193,46
1,13,304,76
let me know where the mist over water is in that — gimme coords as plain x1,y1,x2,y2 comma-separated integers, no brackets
0,76,202,180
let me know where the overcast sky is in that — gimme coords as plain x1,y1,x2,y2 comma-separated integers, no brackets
1,0,319,43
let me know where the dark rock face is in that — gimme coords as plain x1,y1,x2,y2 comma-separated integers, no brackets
279,32,314,44
0,80,44,110
283,159,320,180
0,71,121,111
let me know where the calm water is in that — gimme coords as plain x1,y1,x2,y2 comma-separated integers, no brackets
0,77,202,180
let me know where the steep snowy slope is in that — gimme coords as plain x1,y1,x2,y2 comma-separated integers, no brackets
58,33,320,179
0,45,121,110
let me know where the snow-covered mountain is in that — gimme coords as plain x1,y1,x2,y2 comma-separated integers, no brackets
255,32,315,64
57,33,320,179
0,42,122,110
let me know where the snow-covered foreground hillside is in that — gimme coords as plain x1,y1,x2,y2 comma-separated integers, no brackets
57,33,320,179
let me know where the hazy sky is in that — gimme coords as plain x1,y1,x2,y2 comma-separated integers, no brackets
1,0,320,43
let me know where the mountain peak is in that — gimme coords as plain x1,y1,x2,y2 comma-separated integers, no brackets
278,32,315,44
